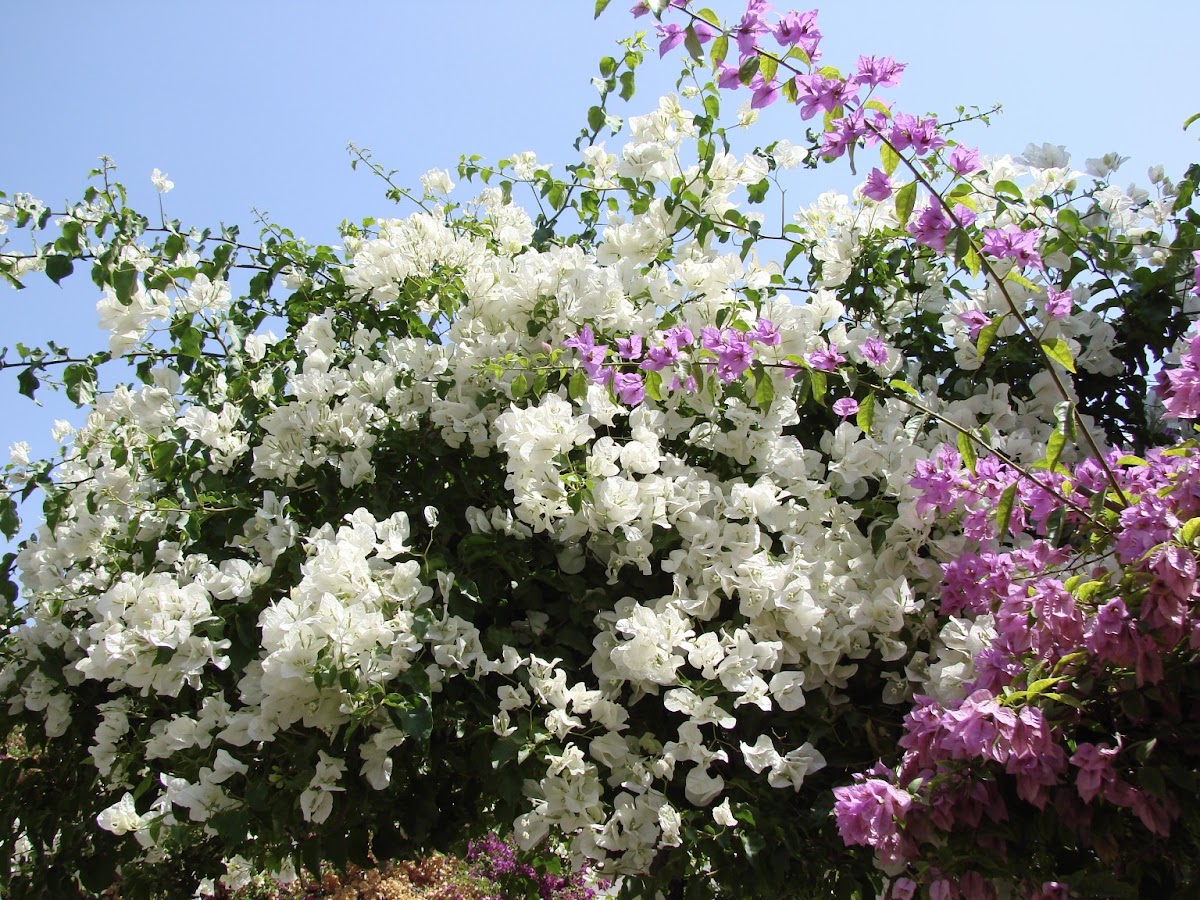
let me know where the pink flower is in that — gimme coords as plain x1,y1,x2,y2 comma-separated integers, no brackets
833,397,859,418
861,337,889,366
981,224,1044,270
1069,742,1119,804
947,145,982,175
611,371,645,406
908,204,953,252
806,344,846,372
832,779,913,848
855,54,905,88
863,168,893,201
1046,288,1073,318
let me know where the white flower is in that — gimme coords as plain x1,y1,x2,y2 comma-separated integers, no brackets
151,168,174,194
97,792,145,835
712,798,737,827
1017,142,1070,169
1085,152,1129,178
8,441,30,466
420,168,455,196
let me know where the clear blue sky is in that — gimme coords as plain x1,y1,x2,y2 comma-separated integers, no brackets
2,1,1197,549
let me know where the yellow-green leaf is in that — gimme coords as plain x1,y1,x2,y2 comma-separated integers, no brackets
894,181,917,228
880,143,900,177
856,391,876,434
957,431,978,475
996,482,1018,539
1040,337,1077,374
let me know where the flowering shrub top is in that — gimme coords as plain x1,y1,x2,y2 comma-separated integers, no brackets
1,3,1199,898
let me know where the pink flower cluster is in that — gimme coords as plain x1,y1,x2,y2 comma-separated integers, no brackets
836,433,1200,893
563,320,849,406
1156,330,1200,418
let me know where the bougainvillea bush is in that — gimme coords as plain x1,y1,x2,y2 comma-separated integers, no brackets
2,1,1199,897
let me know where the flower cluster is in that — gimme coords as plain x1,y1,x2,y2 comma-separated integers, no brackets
0,2,1197,898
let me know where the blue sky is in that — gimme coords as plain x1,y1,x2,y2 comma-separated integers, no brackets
2,0,1197,549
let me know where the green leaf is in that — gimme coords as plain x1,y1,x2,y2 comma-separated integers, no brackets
568,369,588,402
964,246,981,277
63,363,96,406
759,54,778,84
599,56,617,77
894,181,917,228
754,368,775,412
976,314,1004,359
1040,337,1077,374
0,497,18,541
641,368,661,402
150,440,178,474
510,372,528,399
864,99,891,118
113,264,138,305
996,482,1018,539
809,369,827,406
737,55,760,86
45,254,73,285
957,431,978,475
710,34,729,68
594,0,612,18
1005,269,1040,291
588,105,605,132
880,143,900,177
856,391,875,433
1180,516,1200,544
16,367,39,399
1042,428,1067,473
177,325,204,360
619,70,635,101
888,378,919,398
695,6,721,27
1185,111,1200,131
994,179,1023,201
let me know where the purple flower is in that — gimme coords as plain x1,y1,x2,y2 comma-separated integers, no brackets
749,318,780,346
833,397,859,418
716,336,754,381
773,10,821,56
664,324,694,350
888,113,945,156
732,2,770,56
655,23,686,57
793,73,856,120
862,167,893,201
1192,249,1200,295
832,779,913,851
860,337,889,367
819,110,868,160
981,225,1044,270
947,144,982,175
612,371,645,406
907,204,953,252
717,63,743,90
1045,288,1072,318
692,20,717,44
1070,742,1119,804
641,343,677,371
565,326,611,382
616,333,643,360
749,73,779,109
806,343,845,372
957,310,991,341
855,54,906,88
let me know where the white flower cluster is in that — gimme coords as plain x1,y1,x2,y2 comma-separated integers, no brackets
2,83,1182,890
